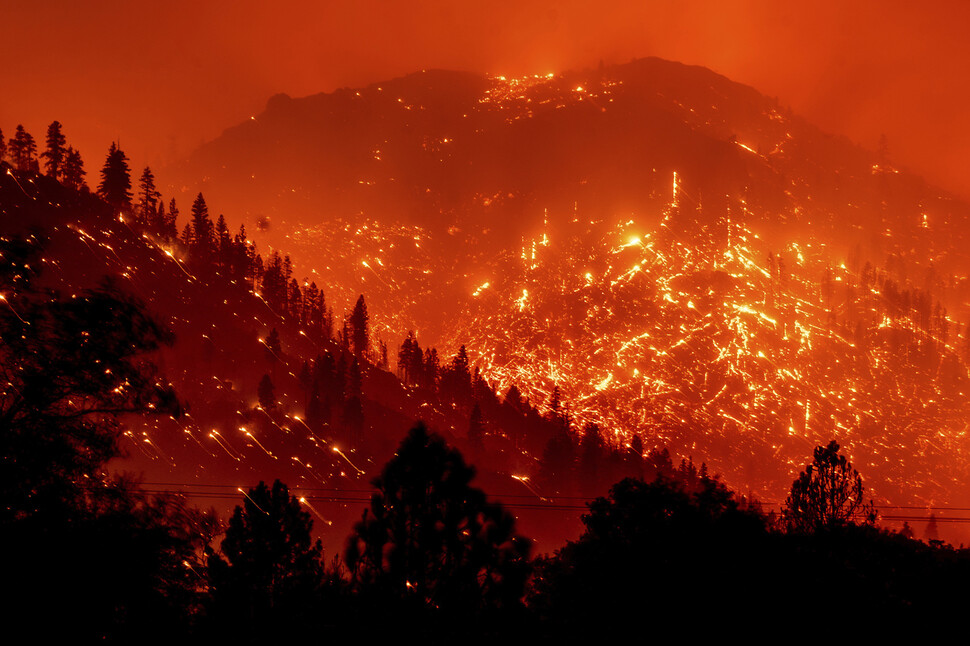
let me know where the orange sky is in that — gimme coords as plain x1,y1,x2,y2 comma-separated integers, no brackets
3,0,969,198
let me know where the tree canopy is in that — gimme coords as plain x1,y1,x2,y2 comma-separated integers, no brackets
349,294,368,359
345,423,531,613
784,440,876,532
0,236,177,519
0,234,198,641
42,120,66,179
208,480,325,629
208,480,325,643
530,470,770,636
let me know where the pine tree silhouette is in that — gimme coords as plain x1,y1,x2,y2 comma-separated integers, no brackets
257,374,276,409
189,193,214,262
0,237,178,520
784,440,876,532
207,480,325,639
61,146,86,190
9,125,38,172
136,166,159,226
42,120,67,179
346,423,531,612
350,294,369,359
98,142,132,209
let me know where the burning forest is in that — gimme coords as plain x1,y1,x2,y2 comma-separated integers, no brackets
4,2,970,639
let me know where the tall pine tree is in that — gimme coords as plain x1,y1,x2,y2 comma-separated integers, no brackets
61,147,86,190
350,295,369,359
97,142,132,209
9,125,37,172
136,166,159,226
42,121,67,179
190,193,214,263
165,198,180,240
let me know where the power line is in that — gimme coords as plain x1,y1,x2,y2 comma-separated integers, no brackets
135,484,968,519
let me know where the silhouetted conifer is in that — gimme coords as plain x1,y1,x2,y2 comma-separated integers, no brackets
152,200,166,236
61,146,86,190
42,120,66,179
531,474,767,635
423,346,439,390
398,332,415,382
179,222,192,246
540,426,576,493
136,166,159,226
346,423,531,613
378,338,389,370
215,214,231,271
257,374,276,409
350,294,369,359
207,480,325,640
189,193,214,261
8,124,38,172
924,513,940,543
0,237,178,519
97,142,132,209
784,440,876,532
165,198,180,240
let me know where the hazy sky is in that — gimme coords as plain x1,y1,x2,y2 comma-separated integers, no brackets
3,1,969,198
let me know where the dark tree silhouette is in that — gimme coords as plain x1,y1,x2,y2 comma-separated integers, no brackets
215,213,231,270
137,166,159,226
8,124,38,172
7,477,217,643
538,426,576,495
42,120,67,179
0,126,5,162
98,142,132,209
21,126,38,172
190,192,214,261
0,237,178,519
784,440,876,532
443,344,472,404
423,346,439,389
164,197,180,240
152,200,167,236
547,385,563,425
0,237,198,641
179,222,192,246
924,513,940,543
61,146,86,190
345,423,531,613
349,294,369,358
257,374,276,409
531,474,768,635
207,480,326,638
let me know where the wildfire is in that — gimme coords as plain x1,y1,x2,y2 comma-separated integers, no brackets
452,192,970,507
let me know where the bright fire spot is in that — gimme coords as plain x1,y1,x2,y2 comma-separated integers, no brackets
596,373,614,391
735,141,757,155
472,281,491,297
